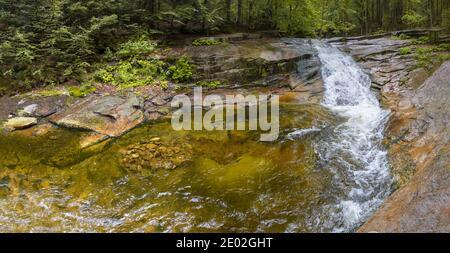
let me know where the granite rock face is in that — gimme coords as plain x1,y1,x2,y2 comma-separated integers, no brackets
332,37,419,93
359,61,450,233
186,37,321,89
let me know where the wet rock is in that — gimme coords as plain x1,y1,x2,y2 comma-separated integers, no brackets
360,61,450,233
19,96,68,118
3,117,37,130
187,38,304,87
79,133,109,149
19,104,38,116
282,39,322,90
10,123,55,138
50,95,144,138
338,38,409,61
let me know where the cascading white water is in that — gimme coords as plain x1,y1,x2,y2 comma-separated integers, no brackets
313,42,392,232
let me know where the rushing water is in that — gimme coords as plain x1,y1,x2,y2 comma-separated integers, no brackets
313,42,392,232
0,41,391,233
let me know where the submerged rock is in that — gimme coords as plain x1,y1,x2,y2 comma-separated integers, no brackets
3,117,37,130
120,137,193,174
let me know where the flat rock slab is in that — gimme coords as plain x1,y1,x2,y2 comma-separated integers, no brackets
338,38,410,61
4,117,38,130
50,95,144,138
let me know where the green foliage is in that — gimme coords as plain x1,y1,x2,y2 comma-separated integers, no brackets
402,10,427,27
437,44,450,52
192,39,221,46
68,84,96,97
93,59,166,89
196,80,221,88
34,89,66,97
117,36,156,59
399,47,413,55
167,55,194,83
90,40,193,89
413,47,436,70
413,36,430,45
438,54,450,61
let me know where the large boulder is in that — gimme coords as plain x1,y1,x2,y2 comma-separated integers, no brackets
49,95,144,147
186,38,320,88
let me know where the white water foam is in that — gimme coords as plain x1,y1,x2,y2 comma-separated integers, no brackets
314,42,392,232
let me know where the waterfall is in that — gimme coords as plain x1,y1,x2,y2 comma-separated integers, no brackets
314,42,392,232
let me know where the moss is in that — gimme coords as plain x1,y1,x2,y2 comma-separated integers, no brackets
192,39,221,46
34,89,66,97
260,66,269,77
68,84,96,97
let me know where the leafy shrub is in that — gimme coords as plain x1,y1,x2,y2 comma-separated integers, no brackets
438,54,450,61
415,47,434,55
392,33,411,40
94,59,166,89
399,47,413,55
90,39,193,89
168,55,194,83
402,10,427,27
117,36,156,59
192,39,221,46
437,43,450,52
413,36,430,45
413,47,435,70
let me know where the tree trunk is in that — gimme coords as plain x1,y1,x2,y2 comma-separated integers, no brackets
226,0,232,23
237,0,243,25
203,0,208,33
248,0,254,28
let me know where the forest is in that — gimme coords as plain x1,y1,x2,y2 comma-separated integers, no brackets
1,0,450,94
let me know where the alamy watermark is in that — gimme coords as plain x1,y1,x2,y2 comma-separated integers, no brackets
171,87,280,142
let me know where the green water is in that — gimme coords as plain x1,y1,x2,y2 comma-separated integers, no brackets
0,104,341,232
